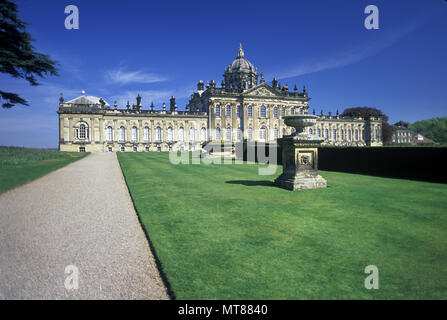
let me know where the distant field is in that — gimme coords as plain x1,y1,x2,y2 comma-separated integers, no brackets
118,152,447,299
0,146,88,194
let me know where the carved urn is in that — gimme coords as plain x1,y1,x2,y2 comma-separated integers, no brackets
274,115,327,191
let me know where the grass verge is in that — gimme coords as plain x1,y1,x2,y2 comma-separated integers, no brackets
0,146,88,194
118,152,447,299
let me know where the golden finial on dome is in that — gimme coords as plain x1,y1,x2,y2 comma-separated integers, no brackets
237,43,244,58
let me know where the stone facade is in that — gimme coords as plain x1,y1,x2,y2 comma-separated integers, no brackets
58,45,383,152
392,121,413,144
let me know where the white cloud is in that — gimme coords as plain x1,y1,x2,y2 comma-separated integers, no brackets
105,68,168,85
277,14,430,80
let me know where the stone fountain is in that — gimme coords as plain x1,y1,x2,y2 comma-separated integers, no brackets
274,114,327,190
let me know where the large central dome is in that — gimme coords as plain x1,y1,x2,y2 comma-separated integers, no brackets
227,44,256,73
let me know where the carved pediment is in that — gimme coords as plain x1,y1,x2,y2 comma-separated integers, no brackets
244,84,278,97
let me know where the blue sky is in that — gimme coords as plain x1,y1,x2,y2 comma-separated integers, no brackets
1,0,446,148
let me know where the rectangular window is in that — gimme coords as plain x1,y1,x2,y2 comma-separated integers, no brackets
216,105,221,117
79,147,85,152
226,106,231,118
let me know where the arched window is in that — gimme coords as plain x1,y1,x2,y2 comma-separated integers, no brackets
375,128,379,140
309,128,313,135
144,126,150,141
290,108,295,115
119,126,126,141
282,107,286,117
167,126,173,141
341,129,344,140
215,105,221,117
226,126,231,141
299,108,303,115
131,126,138,141
317,128,321,137
237,127,242,141
216,127,221,140
333,129,337,140
348,129,352,141
226,105,231,118
273,107,278,119
248,127,253,141
260,105,266,118
355,129,359,141
156,126,162,141
107,126,113,141
325,128,329,138
248,105,253,118
260,126,267,141
237,106,241,118
179,127,184,141
189,127,195,141
79,124,87,140
201,127,207,141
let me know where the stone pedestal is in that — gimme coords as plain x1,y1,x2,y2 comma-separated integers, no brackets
275,115,327,191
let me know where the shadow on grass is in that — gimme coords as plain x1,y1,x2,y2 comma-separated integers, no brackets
225,180,275,187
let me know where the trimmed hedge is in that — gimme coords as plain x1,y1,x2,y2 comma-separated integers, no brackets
236,142,447,183
318,147,447,183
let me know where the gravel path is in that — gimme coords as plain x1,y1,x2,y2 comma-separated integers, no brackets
0,153,169,299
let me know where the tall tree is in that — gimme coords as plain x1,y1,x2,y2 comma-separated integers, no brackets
0,0,58,108
341,106,394,145
410,117,447,144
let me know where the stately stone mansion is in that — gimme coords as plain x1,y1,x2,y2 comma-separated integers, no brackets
57,45,383,152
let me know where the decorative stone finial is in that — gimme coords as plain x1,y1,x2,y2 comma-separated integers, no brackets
303,85,307,93
294,84,298,91
59,93,64,104
114,101,117,109
170,96,176,112
126,101,130,110
197,80,204,91
136,93,142,106
237,43,244,58
260,72,265,83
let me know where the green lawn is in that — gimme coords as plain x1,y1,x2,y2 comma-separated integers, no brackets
0,146,88,194
118,152,447,299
